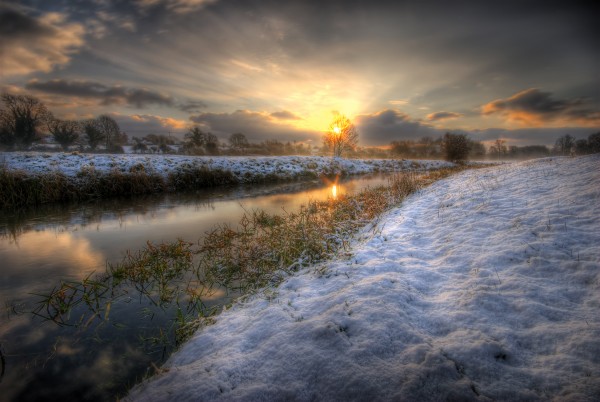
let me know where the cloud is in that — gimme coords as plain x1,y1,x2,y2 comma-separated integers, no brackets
482,88,600,127
426,111,463,121
179,100,208,113
354,109,440,146
270,110,302,120
0,5,85,76
26,79,174,108
111,113,189,138
389,100,409,106
136,0,217,14
189,110,319,142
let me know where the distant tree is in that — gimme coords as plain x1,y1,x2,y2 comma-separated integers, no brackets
183,127,207,154
97,114,122,151
145,133,175,146
185,127,206,147
47,117,80,151
205,133,219,155
263,139,285,155
132,137,148,153
574,139,589,155
489,138,507,159
83,119,105,150
417,136,438,158
144,134,175,153
441,132,470,162
389,140,413,158
554,134,575,155
519,145,550,158
323,113,358,158
229,132,249,152
0,93,49,149
468,140,486,159
587,132,600,154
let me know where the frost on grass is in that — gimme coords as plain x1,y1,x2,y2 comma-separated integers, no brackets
128,155,600,401
0,152,452,180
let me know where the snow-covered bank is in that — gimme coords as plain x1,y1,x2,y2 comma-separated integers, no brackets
129,155,600,401
0,152,453,181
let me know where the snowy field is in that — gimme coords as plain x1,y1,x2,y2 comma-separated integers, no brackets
0,152,453,181
128,155,600,401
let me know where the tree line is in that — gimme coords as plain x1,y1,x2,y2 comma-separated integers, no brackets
1,93,598,159
0,93,128,152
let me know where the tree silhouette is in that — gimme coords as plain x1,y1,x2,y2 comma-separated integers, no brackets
323,113,358,158
441,132,470,162
97,115,122,151
47,117,80,151
0,93,49,149
83,119,105,150
229,133,249,151
588,132,600,154
185,127,206,147
554,134,575,155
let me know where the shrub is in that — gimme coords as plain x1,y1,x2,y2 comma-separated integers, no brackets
442,132,470,162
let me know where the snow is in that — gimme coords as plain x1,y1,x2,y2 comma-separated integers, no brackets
126,155,597,401
0,152,453,181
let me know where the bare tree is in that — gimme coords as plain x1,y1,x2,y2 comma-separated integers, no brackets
205,132,219,155
83,119,105,151
588,132,600,154
553,134,575,155
0,93,49,149
489,138,507,159
97,114,122,150
229,132,249,152
47,117,80,151
323,113,358,158
441,132,470,162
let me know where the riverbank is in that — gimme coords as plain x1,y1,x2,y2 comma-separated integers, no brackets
0,152,454,208
128,155,600,401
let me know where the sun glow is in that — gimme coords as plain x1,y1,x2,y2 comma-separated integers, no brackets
332,184,338,199
333,126,341,135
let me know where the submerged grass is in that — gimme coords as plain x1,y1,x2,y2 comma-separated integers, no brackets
33,166,470,352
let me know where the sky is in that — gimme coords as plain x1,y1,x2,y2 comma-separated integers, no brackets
1,0,599,147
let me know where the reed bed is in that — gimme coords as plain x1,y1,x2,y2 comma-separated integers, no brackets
0,166,240,209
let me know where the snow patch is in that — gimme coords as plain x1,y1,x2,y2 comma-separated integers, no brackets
125,155,599,401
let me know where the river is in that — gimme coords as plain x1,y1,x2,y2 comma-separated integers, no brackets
0,173,393,401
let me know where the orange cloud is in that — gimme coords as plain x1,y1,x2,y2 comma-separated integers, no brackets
129,114,188,129
482,88,600,127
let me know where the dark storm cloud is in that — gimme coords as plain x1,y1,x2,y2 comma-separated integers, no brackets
0,4,50,38
189,110,319,142
355,110,440,146
26,79,174,108
427,112,463,121
482,89,600,126
0,4,84,76
178,100,208,113
270,111,302,120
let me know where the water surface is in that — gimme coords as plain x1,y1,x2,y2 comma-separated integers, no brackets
0,174,392,401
